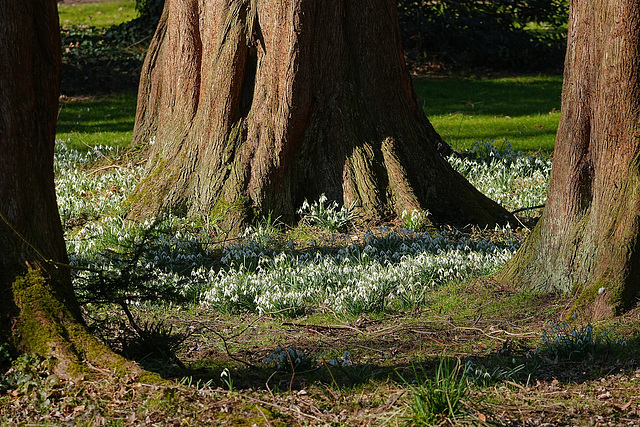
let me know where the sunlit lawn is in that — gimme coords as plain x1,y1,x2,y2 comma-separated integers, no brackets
57,0,137,28
414,74,562,156
57,93,137,150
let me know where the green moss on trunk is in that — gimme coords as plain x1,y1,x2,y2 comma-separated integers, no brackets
497,0,640,316
11,269,158,382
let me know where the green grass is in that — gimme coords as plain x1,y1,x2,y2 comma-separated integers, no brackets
414,74,562,155
56,75,562,155
58,0,137,28
57,93,137,150
401,359,470,425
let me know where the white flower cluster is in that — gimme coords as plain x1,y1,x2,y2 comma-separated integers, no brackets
401,209,431,231
54,140,550,318
449,141,551,215
297,194,357,232
55,141,142,225
264,345,316,371
197,227,517,315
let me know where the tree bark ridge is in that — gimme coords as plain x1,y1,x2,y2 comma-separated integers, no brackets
129,0,515,232
498,0,640,316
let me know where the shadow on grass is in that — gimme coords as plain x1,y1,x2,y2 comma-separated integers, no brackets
120,298,640,396
414,75,563,118
58,93,137,134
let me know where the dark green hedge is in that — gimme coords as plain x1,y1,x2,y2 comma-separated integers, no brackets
60,0,568,94
106,0,569,72
398,0,568,71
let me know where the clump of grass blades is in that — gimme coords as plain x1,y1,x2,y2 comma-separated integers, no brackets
466,359,527,387
538,320,612,362
400,358,470,425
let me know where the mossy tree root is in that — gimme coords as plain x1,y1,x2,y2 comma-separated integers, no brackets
11,268,159,383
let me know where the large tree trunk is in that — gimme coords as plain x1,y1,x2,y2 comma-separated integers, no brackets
0,0,77,329
128,0,514,232
498,0,640,317
0,0,142,379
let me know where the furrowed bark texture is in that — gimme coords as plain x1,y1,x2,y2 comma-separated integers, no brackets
0,0,79,334
129,0,514,231
498,0,640,316
0,0,145,380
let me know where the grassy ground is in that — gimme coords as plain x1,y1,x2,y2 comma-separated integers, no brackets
58,93,136,149
3,278,639,425
18,4,635,427
58,0,137,28
417,74,561,155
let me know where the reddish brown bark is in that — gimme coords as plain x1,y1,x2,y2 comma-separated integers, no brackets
498,0,640,317
0,0,78,326
0,0,145,380
128,0,514,232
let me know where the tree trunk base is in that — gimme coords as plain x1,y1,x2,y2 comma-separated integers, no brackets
127,0,515,233
10,269,157,382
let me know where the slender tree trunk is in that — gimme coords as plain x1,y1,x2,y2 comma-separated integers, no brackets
497,0,640,317
128,0,514,232
0,0,143,379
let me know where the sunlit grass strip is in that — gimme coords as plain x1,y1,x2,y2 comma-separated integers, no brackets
57,94,138,151
56,76,561,154
414,75,562,155
58,0,137,29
